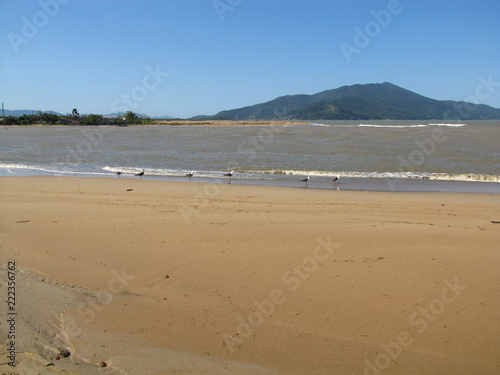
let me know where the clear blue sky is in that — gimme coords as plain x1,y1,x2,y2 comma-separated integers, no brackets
1,0,499,118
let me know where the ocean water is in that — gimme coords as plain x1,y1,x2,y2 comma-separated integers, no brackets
1,121,499,192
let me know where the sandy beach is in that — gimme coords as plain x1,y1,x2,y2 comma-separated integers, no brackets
0,176,499,374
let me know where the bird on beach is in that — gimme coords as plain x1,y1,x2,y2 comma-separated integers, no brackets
300,176,310,187
135,169,145,178
224,171,234,184
332,176,340,190
186,171,194,178
115,171,122,177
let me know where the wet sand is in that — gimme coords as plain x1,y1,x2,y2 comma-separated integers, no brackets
0,176,499,374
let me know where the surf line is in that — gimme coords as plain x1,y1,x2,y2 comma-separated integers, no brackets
387,125,447,191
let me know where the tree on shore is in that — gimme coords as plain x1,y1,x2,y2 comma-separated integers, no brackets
124,111,142,124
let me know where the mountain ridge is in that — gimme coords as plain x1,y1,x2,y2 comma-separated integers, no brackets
2,109,63,117
202,82,500,120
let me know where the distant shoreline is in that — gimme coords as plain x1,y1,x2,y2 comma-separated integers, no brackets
2,120,309,127
141,120,310,126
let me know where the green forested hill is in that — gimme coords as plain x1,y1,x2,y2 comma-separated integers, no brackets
205,82,500,120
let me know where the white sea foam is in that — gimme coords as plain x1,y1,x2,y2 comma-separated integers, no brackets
307,123,331,127
356,123,467,128
0,163,65,174
359,124,428,128
428,123,466,127
103,166,231,179
2,163,498,184
251,169,500,183
0,163,108,177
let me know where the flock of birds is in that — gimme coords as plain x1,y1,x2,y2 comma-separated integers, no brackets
115,169,340,187
300,175,340,187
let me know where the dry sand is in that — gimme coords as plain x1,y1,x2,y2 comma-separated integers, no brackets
0,176,499,375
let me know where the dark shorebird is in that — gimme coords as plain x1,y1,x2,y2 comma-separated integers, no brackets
224,171,234,184
185,171,194,179
115,171,122,177
300,176,310,187
332,176,340,190
135,169,145,178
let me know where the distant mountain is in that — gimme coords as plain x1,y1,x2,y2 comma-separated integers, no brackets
101,112,151,118
204,83,500,120
3,109,63,116
99,113,175,119
190,115,212,120
152,115,174,119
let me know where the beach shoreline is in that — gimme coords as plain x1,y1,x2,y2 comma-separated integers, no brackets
2,171,499,194
1,176,499,374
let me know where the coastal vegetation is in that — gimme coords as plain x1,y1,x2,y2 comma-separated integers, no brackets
0,112,301,126
0,110,148,125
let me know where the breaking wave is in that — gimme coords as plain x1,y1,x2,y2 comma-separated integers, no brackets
307,123,332,127
101,166,499,183
358,123,467,128
358,124,428,128
2,163,497,183
428,123,466,127
253,169,499,182
303,123,468,128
